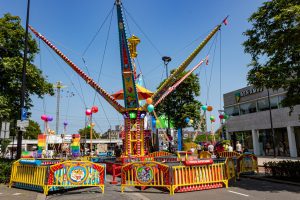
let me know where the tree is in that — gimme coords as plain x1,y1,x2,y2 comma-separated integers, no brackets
78,127,98,139
243,0,300,110
155,70,204,130
0,13,54,121
23,120,41,139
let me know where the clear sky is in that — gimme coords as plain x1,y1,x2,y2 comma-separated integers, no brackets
1,0,265,134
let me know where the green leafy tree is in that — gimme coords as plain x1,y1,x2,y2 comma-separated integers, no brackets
23,120,41,139
78,127,98,139
155,70,204,130
0,13,54,121
243,0,300,110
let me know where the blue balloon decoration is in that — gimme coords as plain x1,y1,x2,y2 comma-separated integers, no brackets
152,118,156,126
147,104,154,112
185,117,190,123
201,105,207,111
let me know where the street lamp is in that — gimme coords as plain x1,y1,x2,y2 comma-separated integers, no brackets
17,0,31,159
267,88,276,157
162,56,172,152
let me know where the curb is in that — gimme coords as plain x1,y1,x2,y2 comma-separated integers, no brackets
242,175,300,187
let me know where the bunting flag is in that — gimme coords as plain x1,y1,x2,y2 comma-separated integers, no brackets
205,55,209,65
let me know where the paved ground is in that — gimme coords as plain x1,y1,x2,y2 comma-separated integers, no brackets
2,176,300,200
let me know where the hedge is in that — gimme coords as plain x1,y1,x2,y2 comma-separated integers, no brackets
0,159,14,183
264,160,300,181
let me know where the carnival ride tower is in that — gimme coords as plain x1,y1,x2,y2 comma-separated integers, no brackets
29,0,226,159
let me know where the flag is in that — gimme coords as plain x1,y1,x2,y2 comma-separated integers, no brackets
223,18,228,26
205,56,209,65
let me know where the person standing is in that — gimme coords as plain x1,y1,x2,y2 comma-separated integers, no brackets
236,141,242,154
208,143,214,154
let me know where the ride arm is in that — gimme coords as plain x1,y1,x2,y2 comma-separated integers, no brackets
144,17,227,110
29,25,125,113
154,58,206,107
116,0,139,109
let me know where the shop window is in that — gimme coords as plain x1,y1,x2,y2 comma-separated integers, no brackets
258,98,269,111
278,95,286,108
240,101,257,114
225,105,239,116
270,96,278,109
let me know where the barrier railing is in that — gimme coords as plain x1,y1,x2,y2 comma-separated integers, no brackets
237,154,258,178
121,161,172,194
9,159,105,195
149,151,172,157
171,163,226,194
218,151,241,158
10,161,48,192
225,158,236,181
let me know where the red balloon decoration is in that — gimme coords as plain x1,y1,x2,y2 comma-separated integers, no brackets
41,115,47,121
219,114,224,119
85,109,92,116
91,106,98,113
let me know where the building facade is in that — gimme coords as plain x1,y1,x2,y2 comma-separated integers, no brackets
224,86,300,157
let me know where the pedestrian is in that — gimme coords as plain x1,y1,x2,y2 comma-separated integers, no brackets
228,144,233,152
265,142,271,155
208,143,214,154
236,141,242,154
197,143,202,154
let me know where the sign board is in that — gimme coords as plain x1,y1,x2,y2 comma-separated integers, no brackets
17,120,29,128
0,122,10,139
21,108,28,121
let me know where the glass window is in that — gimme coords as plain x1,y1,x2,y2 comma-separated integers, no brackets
278,95,286,108
258,97,278,111
225,105,240,116
270,96,278,109
240,101,257,114
258,98,269,111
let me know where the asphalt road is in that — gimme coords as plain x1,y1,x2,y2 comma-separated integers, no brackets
1,176,300,200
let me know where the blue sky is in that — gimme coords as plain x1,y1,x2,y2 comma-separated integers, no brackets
1,0,265,134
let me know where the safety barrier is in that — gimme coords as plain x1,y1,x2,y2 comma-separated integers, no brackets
10,161,48,192
171,162,227,194
148,151,172,157
9,159,106,195
121,161,172,194
218,151,241,158
237,154,258,178
198,151,212,159
121,159,236,195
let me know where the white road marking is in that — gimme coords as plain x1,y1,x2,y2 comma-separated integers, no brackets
228,190,249,197
12,193,22,196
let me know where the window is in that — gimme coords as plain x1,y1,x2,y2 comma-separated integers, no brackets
278,95,286,108
258,97,278,111
257,98,269,111
225,105,240,116
270,96,278,109
240,101,257,114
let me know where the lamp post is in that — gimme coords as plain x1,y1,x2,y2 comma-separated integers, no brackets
17,0,30,159
162,56,172,152
267,88,276,157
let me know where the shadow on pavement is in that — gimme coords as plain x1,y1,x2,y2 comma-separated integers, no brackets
229,177,300,194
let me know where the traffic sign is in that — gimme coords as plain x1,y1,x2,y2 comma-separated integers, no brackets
17,120,29,128
21,108,27,121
